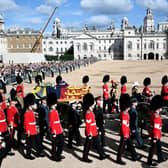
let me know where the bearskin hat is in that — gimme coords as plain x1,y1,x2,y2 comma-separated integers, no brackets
120,76,127,85
16,75,23,84
10,89,17,101
24,93,35,108
82,75,89,84
47,92,57,106
119,93,130,111
151,95,163,111
161,75,168,85
143,77,151,86
56,75,62,84
95,96,101,101
83,93,94,110
102,75,110,83
35,75,42,84
0,93,3,103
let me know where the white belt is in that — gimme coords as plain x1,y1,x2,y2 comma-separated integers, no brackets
91,123,96,126
54,121,60,124
154,124,161,130
0,119,6,123
29,122,36,125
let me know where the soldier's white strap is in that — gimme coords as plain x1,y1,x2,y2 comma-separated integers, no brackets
29,122,36,125
91,123,96,126
86,119,91,123
0,119,6,123
122,120,127,125
54,121,60,124
154,124,161,129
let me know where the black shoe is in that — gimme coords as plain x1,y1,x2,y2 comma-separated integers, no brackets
138,145,146,150
136,154,142,161
55,156,62,162
67,145,74,149
158,157,167,163
116,160,126,165
37,152,45,157
100,154,110,160
147,161,158,166
82,158,93,163
25,155,35,160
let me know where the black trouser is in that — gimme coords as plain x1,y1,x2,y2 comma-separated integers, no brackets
98,126,105,147
83,135,104,160
10,126,22,147
26,134,43,157
52,133,64,159
117,137,137,161
68,126,81,147
147,138,163,164
2,131,11,153
103,98,110,114
131,128,143,147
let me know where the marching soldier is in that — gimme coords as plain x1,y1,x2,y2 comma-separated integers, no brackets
161,75,168,107
142,77,152,102
7,90,21,148
120,75,127,95
0,93,13,156
117,94,142,165
47,93,64,161
68,101,82,148
147,95,167,166
16,75,24,98
0,83,7,113
102,75,110,113
82,75,90,97
129,97,144,148
82,93,109,163
24,93,45,160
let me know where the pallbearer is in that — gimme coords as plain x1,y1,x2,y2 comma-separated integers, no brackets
120,75,127,95
82,93,108,163
24,93,45,160
102,75,110,113
47,93,64,161
147,95,167,166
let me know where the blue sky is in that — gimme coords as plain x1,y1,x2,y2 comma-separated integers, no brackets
0,0,168,33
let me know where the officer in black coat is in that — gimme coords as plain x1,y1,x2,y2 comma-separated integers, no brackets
68,101,82,148
93,96,105,147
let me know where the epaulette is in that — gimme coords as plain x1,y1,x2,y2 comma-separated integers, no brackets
86,110,90,114
124,111,127,115
155,113,159,118
26,110,29,113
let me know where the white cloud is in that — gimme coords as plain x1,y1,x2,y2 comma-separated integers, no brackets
36,5,53,15
87,15,111,26
71,11,83,16
80,0,133,14
136,0,168,14
0,0,18,12
46,0,67,6
28,17,44,25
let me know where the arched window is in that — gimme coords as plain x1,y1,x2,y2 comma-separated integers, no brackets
128,41,132,49
83,43,88,51
49,47,53,52
149,40,155,49
90,43,94,51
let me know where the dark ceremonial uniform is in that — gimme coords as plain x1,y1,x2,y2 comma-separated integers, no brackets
103,84,110,113
129,106,143,147
93,105,105,147
24,109,43,159
49,108,64,161
117,110,138,163
68,108,82,148
83,109,105,162
147,112,165,165
0,109,11,154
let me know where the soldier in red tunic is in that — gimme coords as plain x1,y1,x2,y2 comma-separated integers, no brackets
102,75,110,113
147,95,167,166
161,75,168,107
47,92,64,161
24,93,44,160
0,83,7,113
120,75,127,95
117,94,141,165
142,77,152,102
7,90,21,148
82,93,109,163
0,93,13,156
16,75,24,98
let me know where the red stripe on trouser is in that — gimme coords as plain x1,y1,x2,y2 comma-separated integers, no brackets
84,138,90,160
118,139,125,161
